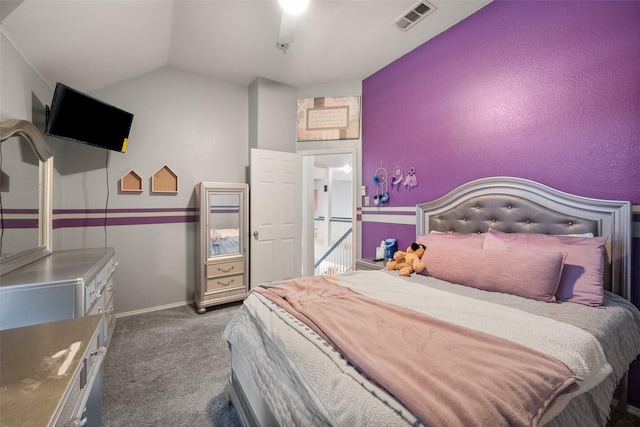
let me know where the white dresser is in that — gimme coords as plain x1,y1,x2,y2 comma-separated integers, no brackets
0,247,117,345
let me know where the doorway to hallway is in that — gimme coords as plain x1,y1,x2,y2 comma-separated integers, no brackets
301,150,356,277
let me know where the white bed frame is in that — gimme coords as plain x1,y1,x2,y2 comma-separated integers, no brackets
229,176,633,426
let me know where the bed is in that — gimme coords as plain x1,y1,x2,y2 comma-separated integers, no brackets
223,176,640,427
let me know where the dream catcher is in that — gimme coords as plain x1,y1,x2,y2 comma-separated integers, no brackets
372,163,389,204
390,164,403,192
403,166,418,190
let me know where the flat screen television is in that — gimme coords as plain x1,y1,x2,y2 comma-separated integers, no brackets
45,83,134,153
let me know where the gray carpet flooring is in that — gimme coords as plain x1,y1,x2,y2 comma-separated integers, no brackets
102,302,242,427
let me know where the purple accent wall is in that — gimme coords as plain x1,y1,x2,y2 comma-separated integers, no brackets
362,0,640,405
363,0,640,207
362,0,640,258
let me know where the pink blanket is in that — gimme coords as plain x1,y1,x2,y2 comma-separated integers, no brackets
254,276,577,427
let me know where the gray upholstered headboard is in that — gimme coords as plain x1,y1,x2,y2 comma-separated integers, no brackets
416,177,632,299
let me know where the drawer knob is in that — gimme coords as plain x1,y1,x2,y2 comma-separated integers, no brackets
218,266,235,273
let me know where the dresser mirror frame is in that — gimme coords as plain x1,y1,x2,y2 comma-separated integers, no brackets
0,119,53,276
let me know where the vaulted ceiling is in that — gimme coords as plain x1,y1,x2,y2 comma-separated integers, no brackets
1,0,491,92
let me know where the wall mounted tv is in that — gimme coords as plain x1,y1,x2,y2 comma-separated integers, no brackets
45,83,134,153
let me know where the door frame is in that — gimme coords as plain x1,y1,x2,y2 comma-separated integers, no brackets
300,148,357,276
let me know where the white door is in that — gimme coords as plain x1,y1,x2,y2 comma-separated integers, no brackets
250,149,302,289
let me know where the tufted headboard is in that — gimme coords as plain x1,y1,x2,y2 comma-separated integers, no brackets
416,177,632,299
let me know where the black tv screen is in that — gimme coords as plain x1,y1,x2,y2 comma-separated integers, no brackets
45,83,134,153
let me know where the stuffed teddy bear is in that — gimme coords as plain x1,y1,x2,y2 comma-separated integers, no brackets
386,242,426,277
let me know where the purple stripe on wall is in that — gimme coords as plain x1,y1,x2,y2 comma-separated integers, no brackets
52,208,196,228
0,219,38,229
363,209,416,216
54,208,197,214
0,209,39,228
54,216,195,228
1,209,38,214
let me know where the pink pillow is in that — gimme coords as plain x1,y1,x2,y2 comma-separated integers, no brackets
483,228,607,306
421,247,566,302
416,232,486,250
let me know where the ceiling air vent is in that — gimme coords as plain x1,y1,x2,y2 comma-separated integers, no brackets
393,1,436,32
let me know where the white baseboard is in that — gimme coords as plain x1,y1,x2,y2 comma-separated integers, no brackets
115,300,194,318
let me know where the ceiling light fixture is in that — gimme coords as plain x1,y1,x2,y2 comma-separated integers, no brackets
278,0,309,15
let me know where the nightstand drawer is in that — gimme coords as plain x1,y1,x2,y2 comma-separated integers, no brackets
206,260,244,278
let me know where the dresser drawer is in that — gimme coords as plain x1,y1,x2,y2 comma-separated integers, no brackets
206,260,244,278
85,277,98,312
86,291,106,317
206,274,244,292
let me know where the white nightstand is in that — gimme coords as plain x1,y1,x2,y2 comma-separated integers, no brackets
355,258,388,271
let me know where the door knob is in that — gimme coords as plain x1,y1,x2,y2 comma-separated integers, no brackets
253,231,259,240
